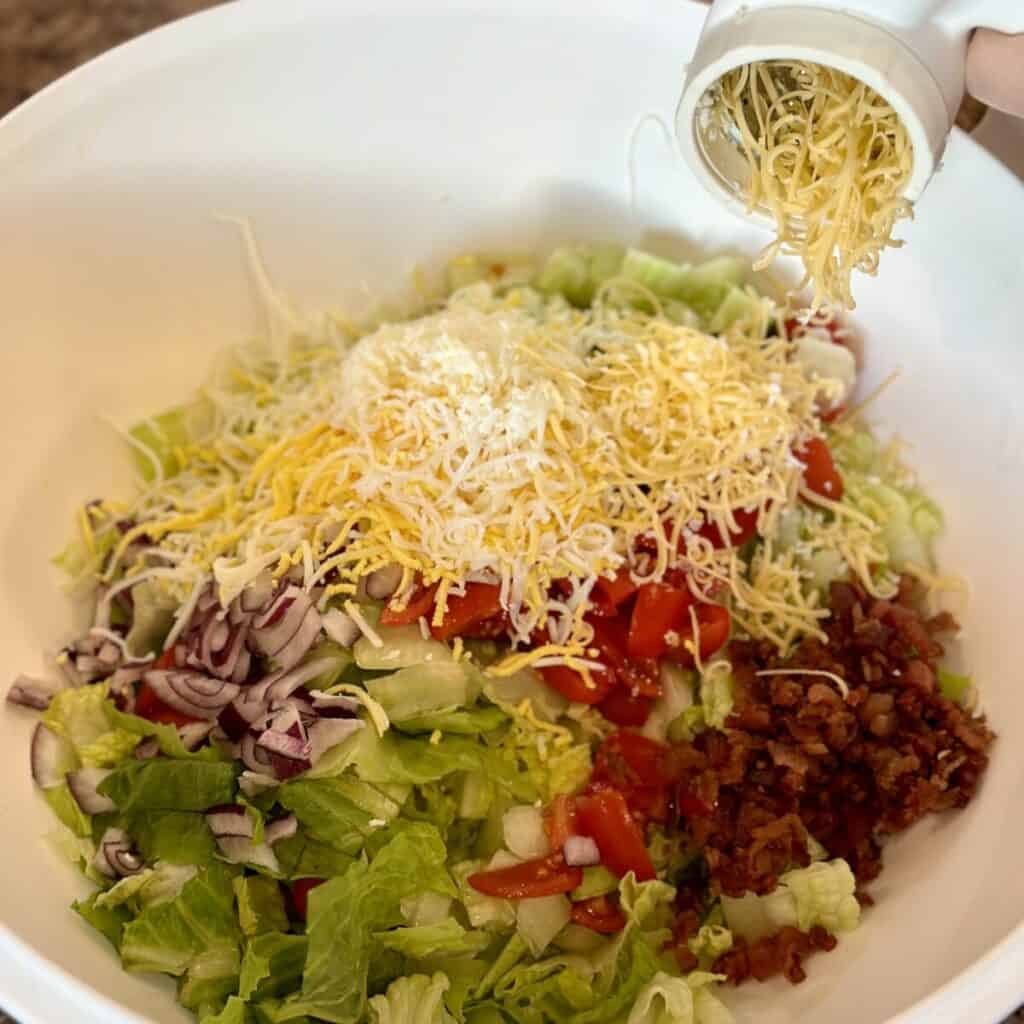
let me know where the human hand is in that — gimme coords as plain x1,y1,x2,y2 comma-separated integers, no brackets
966,30,1024,116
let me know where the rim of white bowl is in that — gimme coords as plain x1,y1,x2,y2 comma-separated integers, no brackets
0,3,1022,1024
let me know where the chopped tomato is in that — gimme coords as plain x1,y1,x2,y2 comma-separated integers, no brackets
795,437,844,501
544,795,578,851
379,580,438,626
627,582,695,658
697,506,760,549
539,663,614,705
291,877,326,921
576,788,656,881
597,687,653,727
590,570,639,616
153,648,178,670
588,617,661,698
571,895,627,934
468,855,582,900
430,583,503,641
134,681,201,728
593,730,679,790
666,603,731,667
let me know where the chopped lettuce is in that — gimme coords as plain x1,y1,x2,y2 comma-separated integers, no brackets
368,973,456,1024
239,932,307,1001
627,971,734,1024
366,662,482,723
375,920,492,960
234,876,290,938
98,760,238,814
721,859,860,941
938,667,972,704
96,863,197,912
128,401,211,483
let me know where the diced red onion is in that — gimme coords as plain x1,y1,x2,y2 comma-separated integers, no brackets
214,835,280,873
364,564,403,601
178,721,216,751
7,677,55,711
30,723,73,789
93,828,144,879
143,670,241,720
264,814,298,845
205,804,254,839
67,767,116,814
218,698,265,742
238,770,278,798
240,731,275,774
241,655,342,709
240,573,277,613
267,703,304,739
249,586,322,671
308,718,364,764
97,642,121,667
563,836,601,867
134,737,161,760
257,729,311,761
321,608,361,648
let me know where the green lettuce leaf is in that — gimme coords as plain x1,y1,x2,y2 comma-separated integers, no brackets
366,662,481,722
368,973,456,1024
99,760,238,813
272,830,356,880
125,810,219,865
375,919,492,960
95,862,198,911
234,876,290,938
73,893,132,950
201,996,251,1024
626,971,733,1024
239,932,307,1001
43,782,92,837
276,778,378,856
288,824,456,1023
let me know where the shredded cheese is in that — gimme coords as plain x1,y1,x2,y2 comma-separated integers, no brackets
94,278,894,663
709,61,914,310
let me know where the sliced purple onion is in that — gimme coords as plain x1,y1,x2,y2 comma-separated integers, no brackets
309,689,361,716
134,737,161,760
264,814,298,845
240,573,277,614
563,836,601,867
364,564,403,601
240,730,275,774
7,677,55,711
238,770,278,798
30,723,74,789
214,835,280,873
178,721,216,751
97,642,121,667
257,729,311,780
308,717,363,764
205,804,254,839
322,608,361,648
218,697,266,742
142,670,240,720
242,655,342,709
67,767,116,814
93,828,144,879
249,586,322,671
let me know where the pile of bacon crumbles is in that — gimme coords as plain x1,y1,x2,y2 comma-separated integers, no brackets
669,577,994,985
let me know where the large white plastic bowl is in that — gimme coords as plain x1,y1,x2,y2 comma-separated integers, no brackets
0,2,1022,1022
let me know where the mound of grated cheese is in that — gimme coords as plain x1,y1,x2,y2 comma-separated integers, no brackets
96,280,883,670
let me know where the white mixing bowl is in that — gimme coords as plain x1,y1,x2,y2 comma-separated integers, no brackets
0,2,1022,1022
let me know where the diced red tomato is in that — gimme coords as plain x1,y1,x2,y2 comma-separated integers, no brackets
575,788,656,881
379,580,439,626
134,681,201,728
468,855,582,899
153,647,178,670
544,795,578,851
570,895,627,934
795,437,844,501
593,731,680,790
588,617,661,698
539,663,614,705
627,582,695,658
597,687,653,727
291,877,326,921
697,506,760,549
430,583,503,641
666,603,731,667
590,570,639,617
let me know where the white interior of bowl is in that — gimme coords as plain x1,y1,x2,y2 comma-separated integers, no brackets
0,2,1023,1022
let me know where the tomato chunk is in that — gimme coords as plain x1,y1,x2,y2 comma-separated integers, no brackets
134,681,201,727
571,895,627,934
590,570,639,616
379,580,438,626
627,582,695,658
576,788,656,881
153,648,178,670
795,437,844,501
588,617,660,697
667,603,731,666
291,877,326,921
544,795,578,851
539,664,614,705
468,855,582,899
597,687,653,727
697,506,760,549
593,730,679,790
431,583,503,641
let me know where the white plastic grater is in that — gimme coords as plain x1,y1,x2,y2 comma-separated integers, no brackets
675,0,1024,225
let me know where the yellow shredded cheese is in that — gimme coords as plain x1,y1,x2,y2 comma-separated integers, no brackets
710,61,913,310
97,279,893,661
